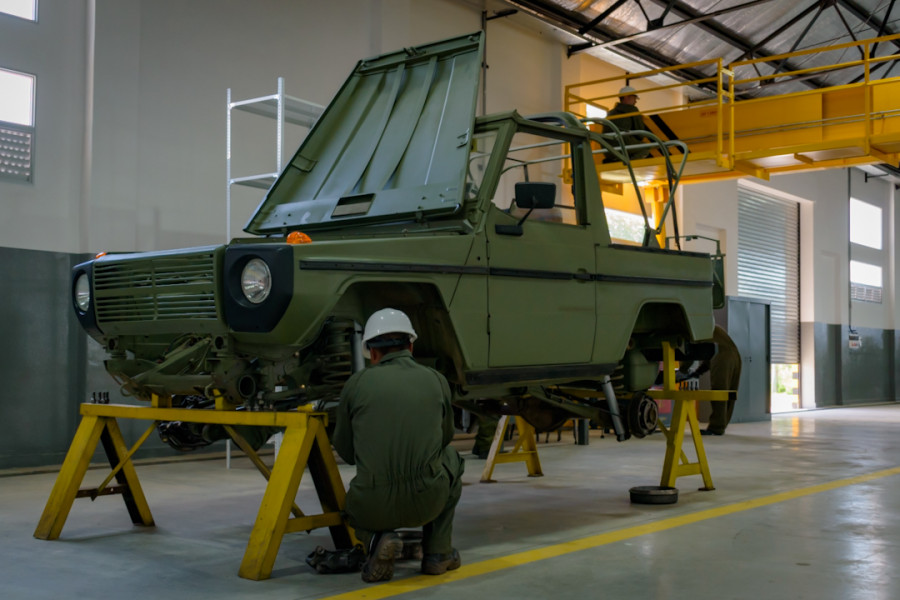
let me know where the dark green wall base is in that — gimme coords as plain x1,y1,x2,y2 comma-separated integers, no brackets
0,247,220,471
809,322,898,407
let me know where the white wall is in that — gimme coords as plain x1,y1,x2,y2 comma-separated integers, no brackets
678,169,862,327
847,169,894,330
2,0,699,254
85,0,580,253
0,1,88,253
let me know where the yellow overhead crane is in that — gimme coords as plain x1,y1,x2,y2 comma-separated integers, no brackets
566,33,900,188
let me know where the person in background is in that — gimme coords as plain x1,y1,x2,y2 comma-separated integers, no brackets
333,308,465,583
678,324,742,436
470,413,499,459
602,85,650,162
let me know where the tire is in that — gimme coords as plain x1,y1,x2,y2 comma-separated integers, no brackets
629,485,679,505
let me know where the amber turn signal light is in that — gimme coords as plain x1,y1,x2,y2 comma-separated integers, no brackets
286,231,312,244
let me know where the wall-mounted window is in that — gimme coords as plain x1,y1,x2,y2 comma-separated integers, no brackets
0,67,35,183
850,260,882,303
850,198,882,249
0,0,36,21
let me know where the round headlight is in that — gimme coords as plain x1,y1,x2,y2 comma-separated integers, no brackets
74,273,91,312
241,258,272,304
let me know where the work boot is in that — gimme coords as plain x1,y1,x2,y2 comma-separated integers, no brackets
421,548,461,575
361,532,403,583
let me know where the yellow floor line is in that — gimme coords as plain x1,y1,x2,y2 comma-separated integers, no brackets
318,465,900,600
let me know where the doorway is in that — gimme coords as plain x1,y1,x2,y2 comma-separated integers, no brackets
737,185,800,412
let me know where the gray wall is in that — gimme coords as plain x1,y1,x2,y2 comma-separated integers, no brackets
0,248,85,468
809,323,896,407
0,247,226,470
681,167,899,409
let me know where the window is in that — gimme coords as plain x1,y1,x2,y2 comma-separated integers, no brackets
605,208,645,243
850,260,883,303
0,67,35,182
0,67,35,126
0,0,36,20
490,129,580,225
850,198,882,249
849,198,884,303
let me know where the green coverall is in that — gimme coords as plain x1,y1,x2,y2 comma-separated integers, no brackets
602,101,650,162
333,349,464,555
708,325,742,435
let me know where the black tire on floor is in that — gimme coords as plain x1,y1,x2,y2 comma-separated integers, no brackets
629,485,679,504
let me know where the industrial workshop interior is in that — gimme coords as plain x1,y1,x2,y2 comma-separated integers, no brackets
2,0,899,598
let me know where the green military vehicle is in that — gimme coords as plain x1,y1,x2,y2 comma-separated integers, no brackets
71,32,722,446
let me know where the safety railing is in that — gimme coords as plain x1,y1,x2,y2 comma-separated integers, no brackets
564,33,900,182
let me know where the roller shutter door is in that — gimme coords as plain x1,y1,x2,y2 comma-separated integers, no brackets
737,187,800,364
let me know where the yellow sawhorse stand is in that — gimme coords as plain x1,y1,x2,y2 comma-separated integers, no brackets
33,403,358,580
480,415,543,482
644,341,734,491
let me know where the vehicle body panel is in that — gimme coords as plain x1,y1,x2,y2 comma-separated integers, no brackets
71,32,721,439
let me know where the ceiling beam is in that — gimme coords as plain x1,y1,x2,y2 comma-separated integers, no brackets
645,0,824,89
577,0,629,35
590,0,779,50
505,0,716,86
835,0,900,52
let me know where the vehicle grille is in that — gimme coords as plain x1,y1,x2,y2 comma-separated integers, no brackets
93,250,219,324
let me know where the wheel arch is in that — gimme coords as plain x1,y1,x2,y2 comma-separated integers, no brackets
330,280,467,383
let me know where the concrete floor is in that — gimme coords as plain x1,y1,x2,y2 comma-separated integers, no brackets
2,404,898,600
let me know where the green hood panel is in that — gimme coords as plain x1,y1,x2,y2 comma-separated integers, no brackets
245,32,484,235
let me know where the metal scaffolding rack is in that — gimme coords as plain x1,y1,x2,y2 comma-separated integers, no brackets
226,77,323,240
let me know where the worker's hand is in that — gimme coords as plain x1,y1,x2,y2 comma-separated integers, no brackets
678,378,700,391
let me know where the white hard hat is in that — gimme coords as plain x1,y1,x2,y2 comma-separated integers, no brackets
362,308,417,358
619,85,639,97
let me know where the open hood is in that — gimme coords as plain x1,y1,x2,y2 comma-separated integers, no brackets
245,32,484,235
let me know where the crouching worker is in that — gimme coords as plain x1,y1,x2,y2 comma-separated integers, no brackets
332,308,465,583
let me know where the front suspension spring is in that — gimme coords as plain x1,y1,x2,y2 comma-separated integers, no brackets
314,319,355,407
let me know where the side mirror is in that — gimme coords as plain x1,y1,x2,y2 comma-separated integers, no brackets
514,182,556,209
495,182,557,236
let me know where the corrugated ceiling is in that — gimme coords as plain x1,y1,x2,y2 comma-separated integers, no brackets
501,0,900,98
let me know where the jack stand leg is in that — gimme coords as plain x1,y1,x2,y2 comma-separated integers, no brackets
480,415,510,483
480,416,543,482
306,421,357,549
98,419,154,525
238,416,357,580
224,425,306,519
34,415,154,540
239,420,313,580
35,415,105,540
655,341,716,491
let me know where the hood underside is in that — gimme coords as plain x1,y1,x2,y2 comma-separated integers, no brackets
245,32,485,235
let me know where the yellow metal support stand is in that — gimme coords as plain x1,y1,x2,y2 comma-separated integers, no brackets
644,342,734,491
34,403,357,581
480,415,543,482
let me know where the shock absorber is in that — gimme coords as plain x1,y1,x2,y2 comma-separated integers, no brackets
314,319,356,408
